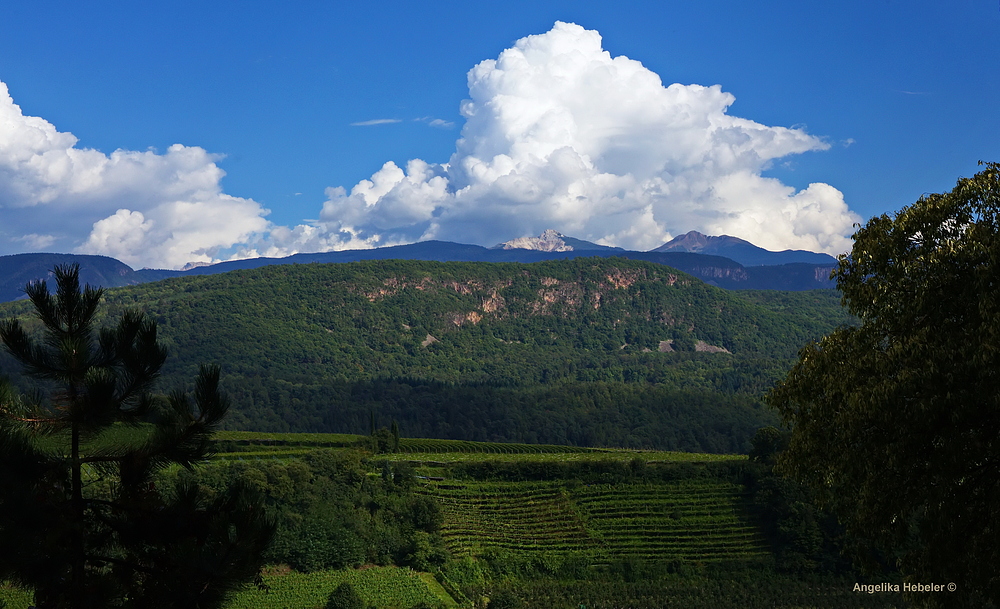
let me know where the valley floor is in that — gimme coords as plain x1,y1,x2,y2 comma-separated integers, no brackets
0,433,906,609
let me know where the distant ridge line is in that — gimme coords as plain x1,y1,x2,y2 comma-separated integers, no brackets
0,236,838,302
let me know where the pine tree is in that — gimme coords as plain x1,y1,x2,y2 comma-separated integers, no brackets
390,420,400,452
0,265,274,609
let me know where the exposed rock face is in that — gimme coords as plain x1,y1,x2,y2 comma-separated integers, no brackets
815,266,836,282
687,264,750,282
496,229,573,252
343,264,731,353
482,291,505,313
694,340,730,354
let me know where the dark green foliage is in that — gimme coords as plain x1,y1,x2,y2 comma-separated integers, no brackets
392,460,418,488
497,572,900,609
452,456,746,484
205,429,914,609
744,463,849,575
768,162,1000,608
220,377,783,453
312,381,778,453
325,582,363,609
176,451,446,574
458,539,894,608
748,426,789,464
406,531,449,572
487,589,524,609
369,427,396,454
407,602,446,609
0,265,274,609
0,258,850,451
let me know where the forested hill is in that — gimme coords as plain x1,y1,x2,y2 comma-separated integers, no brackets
0,258,852,452
0,242,837,303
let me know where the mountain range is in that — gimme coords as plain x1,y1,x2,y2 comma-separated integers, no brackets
0,230,840,302
653,230,837,266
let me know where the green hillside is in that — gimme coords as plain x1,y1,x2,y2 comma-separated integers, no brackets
203,435,891,609
423,478,766,563
0,432,896,609
0,258,852,452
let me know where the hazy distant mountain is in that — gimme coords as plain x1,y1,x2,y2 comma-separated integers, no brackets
0,234,839,303
147,243,834,291
493,229,624,252
652,231,837,267
0,253,152,302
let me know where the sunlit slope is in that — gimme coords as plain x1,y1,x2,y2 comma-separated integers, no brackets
425,479,765,564
0,258,851,450
213,433,767,566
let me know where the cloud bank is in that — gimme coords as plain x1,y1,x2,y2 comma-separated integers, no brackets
0,82,269,269
0,22,860,268
267,21,859,256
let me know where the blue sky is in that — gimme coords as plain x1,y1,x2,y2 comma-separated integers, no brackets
0,0,996,269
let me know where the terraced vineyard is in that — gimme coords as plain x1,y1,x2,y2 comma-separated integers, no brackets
0,428,882,609
213,431,363,460
428,481,597,557
511,577,901,609
225,566,455,609
214,432,744,462
397,438,602,454
575,480,766,562
421,478,767,564
214,431,608,459
214,432,765,564
382,450,743,465
1,567,457,609
215,431,364,445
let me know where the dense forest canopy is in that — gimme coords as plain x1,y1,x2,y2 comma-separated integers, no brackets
768,162,1000,608
0,258,852,453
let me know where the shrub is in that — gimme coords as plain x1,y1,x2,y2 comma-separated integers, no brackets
325,582,363,609
487,589,524,609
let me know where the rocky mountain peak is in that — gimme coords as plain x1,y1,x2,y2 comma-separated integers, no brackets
651,231,837,267
654,231,750,253
494,230,573,252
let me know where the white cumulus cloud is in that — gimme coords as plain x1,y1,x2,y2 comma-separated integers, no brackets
266,21,859,255
0,81,269,269
2,21,861,268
